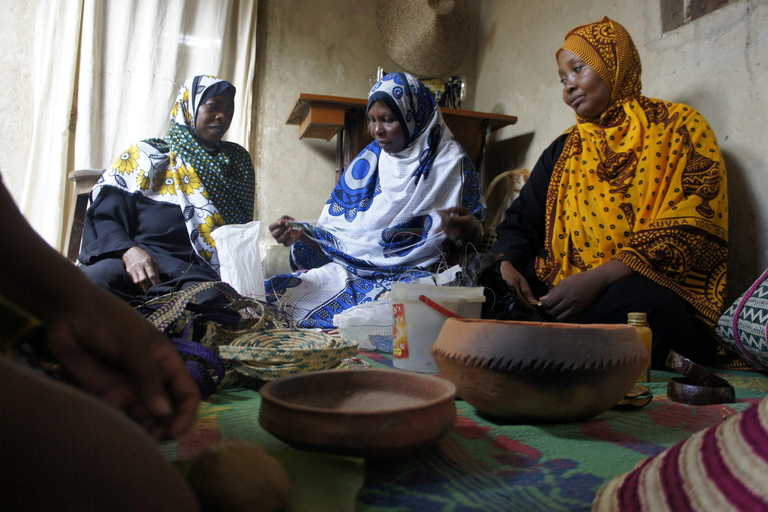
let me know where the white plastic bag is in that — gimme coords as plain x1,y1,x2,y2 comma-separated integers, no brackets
335,297,393,352
210,220,265,299
413,264,463,286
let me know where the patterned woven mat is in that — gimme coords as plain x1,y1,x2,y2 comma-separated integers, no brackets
161,351,768,512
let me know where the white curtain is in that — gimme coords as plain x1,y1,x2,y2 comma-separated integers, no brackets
21,0,258,250
20,0,84,251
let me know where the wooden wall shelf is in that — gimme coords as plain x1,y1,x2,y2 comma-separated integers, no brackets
286,93,518,185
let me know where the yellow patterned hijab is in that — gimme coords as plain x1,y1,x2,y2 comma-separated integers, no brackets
537,17,728,325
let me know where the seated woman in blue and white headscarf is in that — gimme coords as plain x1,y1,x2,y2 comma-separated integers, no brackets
266,72,486,329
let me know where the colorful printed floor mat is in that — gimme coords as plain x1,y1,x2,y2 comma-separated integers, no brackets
161,351,768,511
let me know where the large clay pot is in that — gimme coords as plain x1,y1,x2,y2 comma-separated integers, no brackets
431,319,648,423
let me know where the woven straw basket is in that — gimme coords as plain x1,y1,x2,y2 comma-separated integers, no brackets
219,329,359,380
377,0,469,78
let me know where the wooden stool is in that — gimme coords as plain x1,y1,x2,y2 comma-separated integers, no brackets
65,169,105,262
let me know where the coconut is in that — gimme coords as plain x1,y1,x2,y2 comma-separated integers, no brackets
187,440,290,512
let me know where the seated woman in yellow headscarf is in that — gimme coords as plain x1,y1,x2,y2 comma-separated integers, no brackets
492,17,728,366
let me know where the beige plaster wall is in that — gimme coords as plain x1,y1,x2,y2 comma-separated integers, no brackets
3,0,764,300
0,0,38,205
252,0,480,257
475,0,768,300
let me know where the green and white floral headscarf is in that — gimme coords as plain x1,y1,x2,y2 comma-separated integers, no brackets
94,75,255,272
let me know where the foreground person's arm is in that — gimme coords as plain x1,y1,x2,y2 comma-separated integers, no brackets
0,178,199,440
0,358,200,511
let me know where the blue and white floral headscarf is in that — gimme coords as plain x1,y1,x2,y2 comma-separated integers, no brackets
308,72,484,273
92,75,255,273
368,73,436,148
266,72,484,328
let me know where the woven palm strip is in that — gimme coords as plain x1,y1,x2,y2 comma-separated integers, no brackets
218,329,359,380
146,281,242,332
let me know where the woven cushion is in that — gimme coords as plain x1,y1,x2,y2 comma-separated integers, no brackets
593,396,768,511
716,268,768,372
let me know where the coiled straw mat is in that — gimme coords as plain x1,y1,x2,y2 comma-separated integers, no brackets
377,0,469,78
219,329,359,381
142,282,357,387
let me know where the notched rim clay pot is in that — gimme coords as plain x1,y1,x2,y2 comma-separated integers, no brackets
431,319,648,423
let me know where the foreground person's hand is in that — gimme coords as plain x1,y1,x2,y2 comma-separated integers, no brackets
0,179,199,441
122,247,161,292
44,287,200,440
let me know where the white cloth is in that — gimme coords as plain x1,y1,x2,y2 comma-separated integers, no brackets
315,72,481,271
266,73,485,329
20,0,84,249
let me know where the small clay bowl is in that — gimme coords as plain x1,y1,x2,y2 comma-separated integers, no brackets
431,319,648,423
258,369,457,459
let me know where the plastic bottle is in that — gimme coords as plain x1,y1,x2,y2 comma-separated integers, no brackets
628,312,652,383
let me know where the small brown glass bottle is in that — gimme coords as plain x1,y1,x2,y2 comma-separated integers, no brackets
628,312,652,382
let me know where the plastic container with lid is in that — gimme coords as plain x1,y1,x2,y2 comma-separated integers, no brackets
390,283,485,373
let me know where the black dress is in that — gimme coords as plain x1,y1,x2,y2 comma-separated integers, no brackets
77,186,220,303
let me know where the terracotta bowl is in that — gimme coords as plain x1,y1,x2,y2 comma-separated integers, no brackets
431,319,648,423
258,369,457,459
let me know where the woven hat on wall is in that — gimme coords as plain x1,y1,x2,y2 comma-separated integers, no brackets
377,0,469,78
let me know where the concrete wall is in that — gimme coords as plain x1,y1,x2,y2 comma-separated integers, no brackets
2,0,765,300
475,0,768,300
0,0,38,205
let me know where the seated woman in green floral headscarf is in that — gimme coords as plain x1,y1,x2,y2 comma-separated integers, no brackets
78,75,254,303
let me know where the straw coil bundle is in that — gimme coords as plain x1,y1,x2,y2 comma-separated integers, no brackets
219,329,359,380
